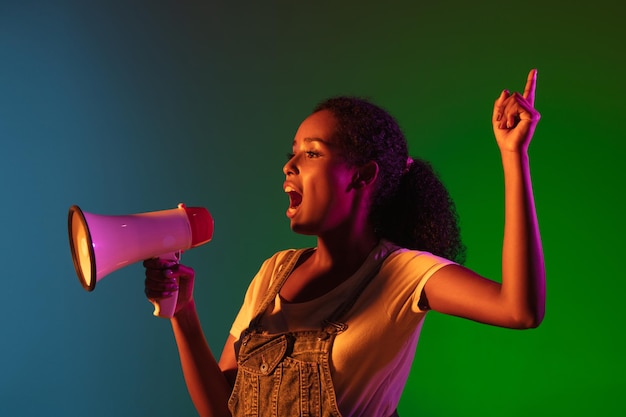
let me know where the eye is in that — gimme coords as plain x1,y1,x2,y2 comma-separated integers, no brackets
286,150,322,161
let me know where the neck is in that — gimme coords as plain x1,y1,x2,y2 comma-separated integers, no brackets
313,225,379,274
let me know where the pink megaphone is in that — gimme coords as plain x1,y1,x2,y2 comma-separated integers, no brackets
68,203,213,318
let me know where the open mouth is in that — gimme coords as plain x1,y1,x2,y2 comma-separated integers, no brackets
285,186,302,209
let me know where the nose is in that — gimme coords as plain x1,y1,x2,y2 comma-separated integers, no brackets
283,154,299,176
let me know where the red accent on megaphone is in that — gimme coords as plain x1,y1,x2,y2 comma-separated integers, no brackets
183,206,214,247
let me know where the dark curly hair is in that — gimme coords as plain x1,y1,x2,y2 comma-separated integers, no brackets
313,97,466,264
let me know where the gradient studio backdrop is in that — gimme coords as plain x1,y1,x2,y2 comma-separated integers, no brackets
1,1,623,416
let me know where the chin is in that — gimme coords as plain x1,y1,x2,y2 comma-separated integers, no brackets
289,221,319,236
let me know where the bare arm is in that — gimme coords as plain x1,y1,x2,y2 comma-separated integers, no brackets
423,69,545,329
171,300,232,417
145,262,232,417
218,334,239,388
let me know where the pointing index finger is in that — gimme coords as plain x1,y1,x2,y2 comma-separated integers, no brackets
523,68,537,106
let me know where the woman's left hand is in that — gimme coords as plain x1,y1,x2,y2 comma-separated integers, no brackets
492,69,541,153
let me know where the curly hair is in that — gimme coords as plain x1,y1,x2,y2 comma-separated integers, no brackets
313,97,466,264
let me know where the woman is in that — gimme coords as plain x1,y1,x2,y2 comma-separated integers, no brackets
145,69,545,417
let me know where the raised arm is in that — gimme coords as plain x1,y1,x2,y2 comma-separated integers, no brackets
422,69,545,329
145,260,232,417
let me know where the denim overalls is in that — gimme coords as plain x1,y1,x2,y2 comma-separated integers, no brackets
228,248,400,417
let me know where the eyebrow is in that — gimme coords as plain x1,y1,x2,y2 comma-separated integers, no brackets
292,137,330,147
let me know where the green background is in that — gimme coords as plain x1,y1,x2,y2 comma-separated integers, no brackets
1,1,624,416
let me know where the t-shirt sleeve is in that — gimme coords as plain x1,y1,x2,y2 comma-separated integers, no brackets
385,248,457,314
412,252,456,312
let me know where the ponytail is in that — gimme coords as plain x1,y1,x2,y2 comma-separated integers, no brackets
374,157,466,264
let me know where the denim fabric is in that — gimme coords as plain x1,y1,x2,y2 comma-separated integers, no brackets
228,248,399,417
229,329,342,417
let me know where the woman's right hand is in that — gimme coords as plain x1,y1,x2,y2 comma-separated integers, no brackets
144,258,196,317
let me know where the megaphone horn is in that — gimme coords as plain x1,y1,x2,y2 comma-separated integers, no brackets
68,203,213,317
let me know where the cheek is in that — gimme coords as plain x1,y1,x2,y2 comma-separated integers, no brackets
303,164,355,209
329,165,355,189
315,171,353,199
323,174,356,213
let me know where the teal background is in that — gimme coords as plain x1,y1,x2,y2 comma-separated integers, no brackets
1,1,624,416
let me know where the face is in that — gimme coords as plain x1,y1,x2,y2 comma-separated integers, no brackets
283,109,360,236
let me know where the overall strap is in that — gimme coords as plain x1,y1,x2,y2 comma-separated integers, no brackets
248,248,310,331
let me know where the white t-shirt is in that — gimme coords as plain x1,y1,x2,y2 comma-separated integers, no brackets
229,240,455,417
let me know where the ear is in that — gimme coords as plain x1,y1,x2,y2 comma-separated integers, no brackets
351,161,379,189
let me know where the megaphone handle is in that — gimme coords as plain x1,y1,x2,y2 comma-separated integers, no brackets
151,251,181,319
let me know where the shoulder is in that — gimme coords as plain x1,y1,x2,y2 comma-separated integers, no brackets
230,247,308,338
379,239,454,269
386,247,455,271
374,243,457,314
380,242,456,289
247,247,311,294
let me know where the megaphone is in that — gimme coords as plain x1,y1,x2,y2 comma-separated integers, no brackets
68,203,214,318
